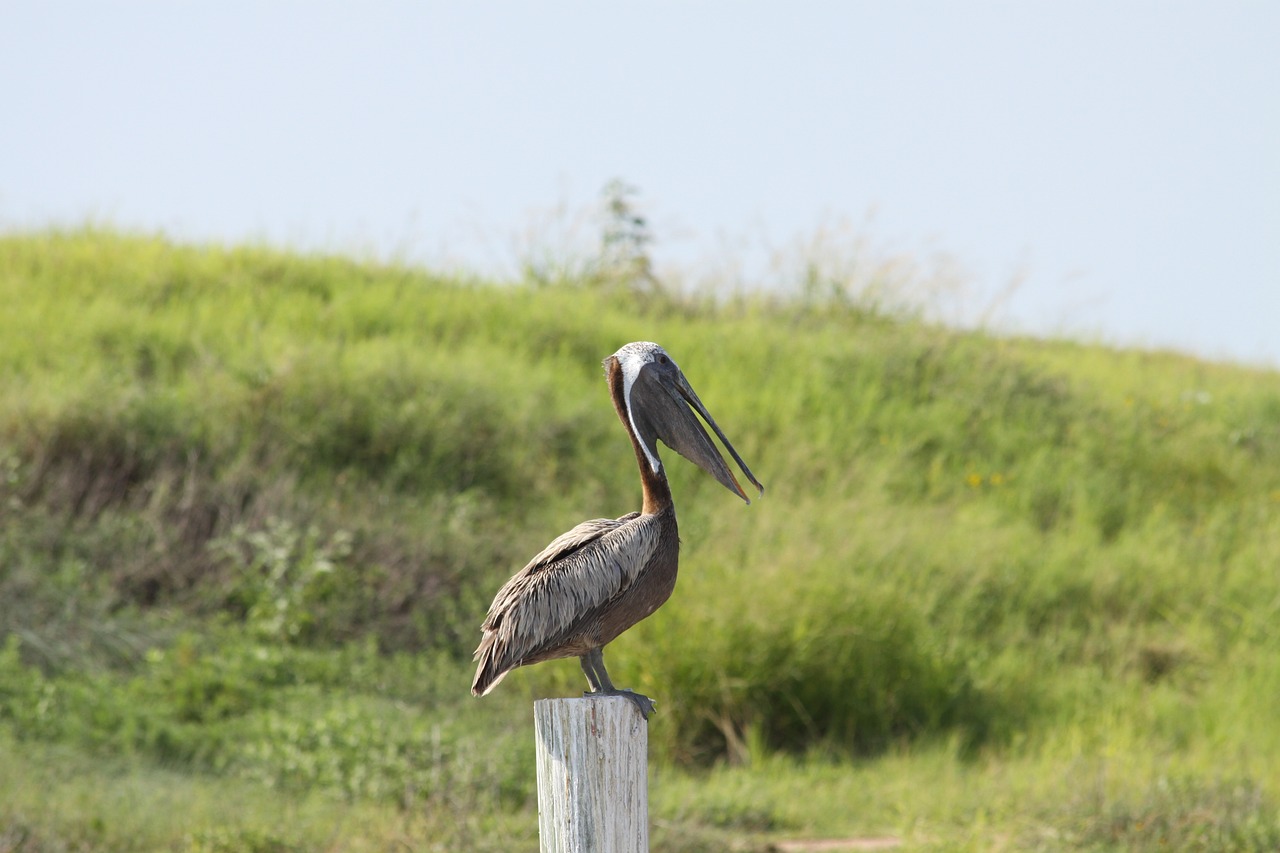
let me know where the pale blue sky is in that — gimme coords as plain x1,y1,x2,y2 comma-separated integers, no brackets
3,3,1277,365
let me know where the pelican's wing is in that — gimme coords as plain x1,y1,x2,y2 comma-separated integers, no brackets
517,511,642,577
472,511,656,691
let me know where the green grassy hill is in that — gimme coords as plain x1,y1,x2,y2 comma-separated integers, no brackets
2,229,1278,851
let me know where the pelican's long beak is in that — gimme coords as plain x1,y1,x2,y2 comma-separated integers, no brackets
630,364,764,503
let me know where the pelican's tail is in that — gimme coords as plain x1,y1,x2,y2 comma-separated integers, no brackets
471,635,510,697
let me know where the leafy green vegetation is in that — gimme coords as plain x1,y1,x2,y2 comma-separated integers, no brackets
1,227,1278,850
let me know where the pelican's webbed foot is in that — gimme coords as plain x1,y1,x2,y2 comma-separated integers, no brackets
578,647,656,719
583,687,657,719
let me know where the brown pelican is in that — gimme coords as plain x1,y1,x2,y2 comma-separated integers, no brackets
471,341,763,719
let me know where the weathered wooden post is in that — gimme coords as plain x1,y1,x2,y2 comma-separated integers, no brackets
534,697,648,852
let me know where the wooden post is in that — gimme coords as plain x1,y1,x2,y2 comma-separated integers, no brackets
534,697,649,853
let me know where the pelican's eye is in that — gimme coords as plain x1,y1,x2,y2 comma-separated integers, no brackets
658,355,668,365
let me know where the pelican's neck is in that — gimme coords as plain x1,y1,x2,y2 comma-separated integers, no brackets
606,357,673,515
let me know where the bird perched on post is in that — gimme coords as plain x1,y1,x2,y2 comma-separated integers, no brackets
471,341,763,719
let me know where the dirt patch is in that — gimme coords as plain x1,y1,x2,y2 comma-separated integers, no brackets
774,838,901,852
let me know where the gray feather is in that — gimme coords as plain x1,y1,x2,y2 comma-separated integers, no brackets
472,511,658,691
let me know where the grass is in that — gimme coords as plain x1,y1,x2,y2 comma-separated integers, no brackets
1,226,1279,850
